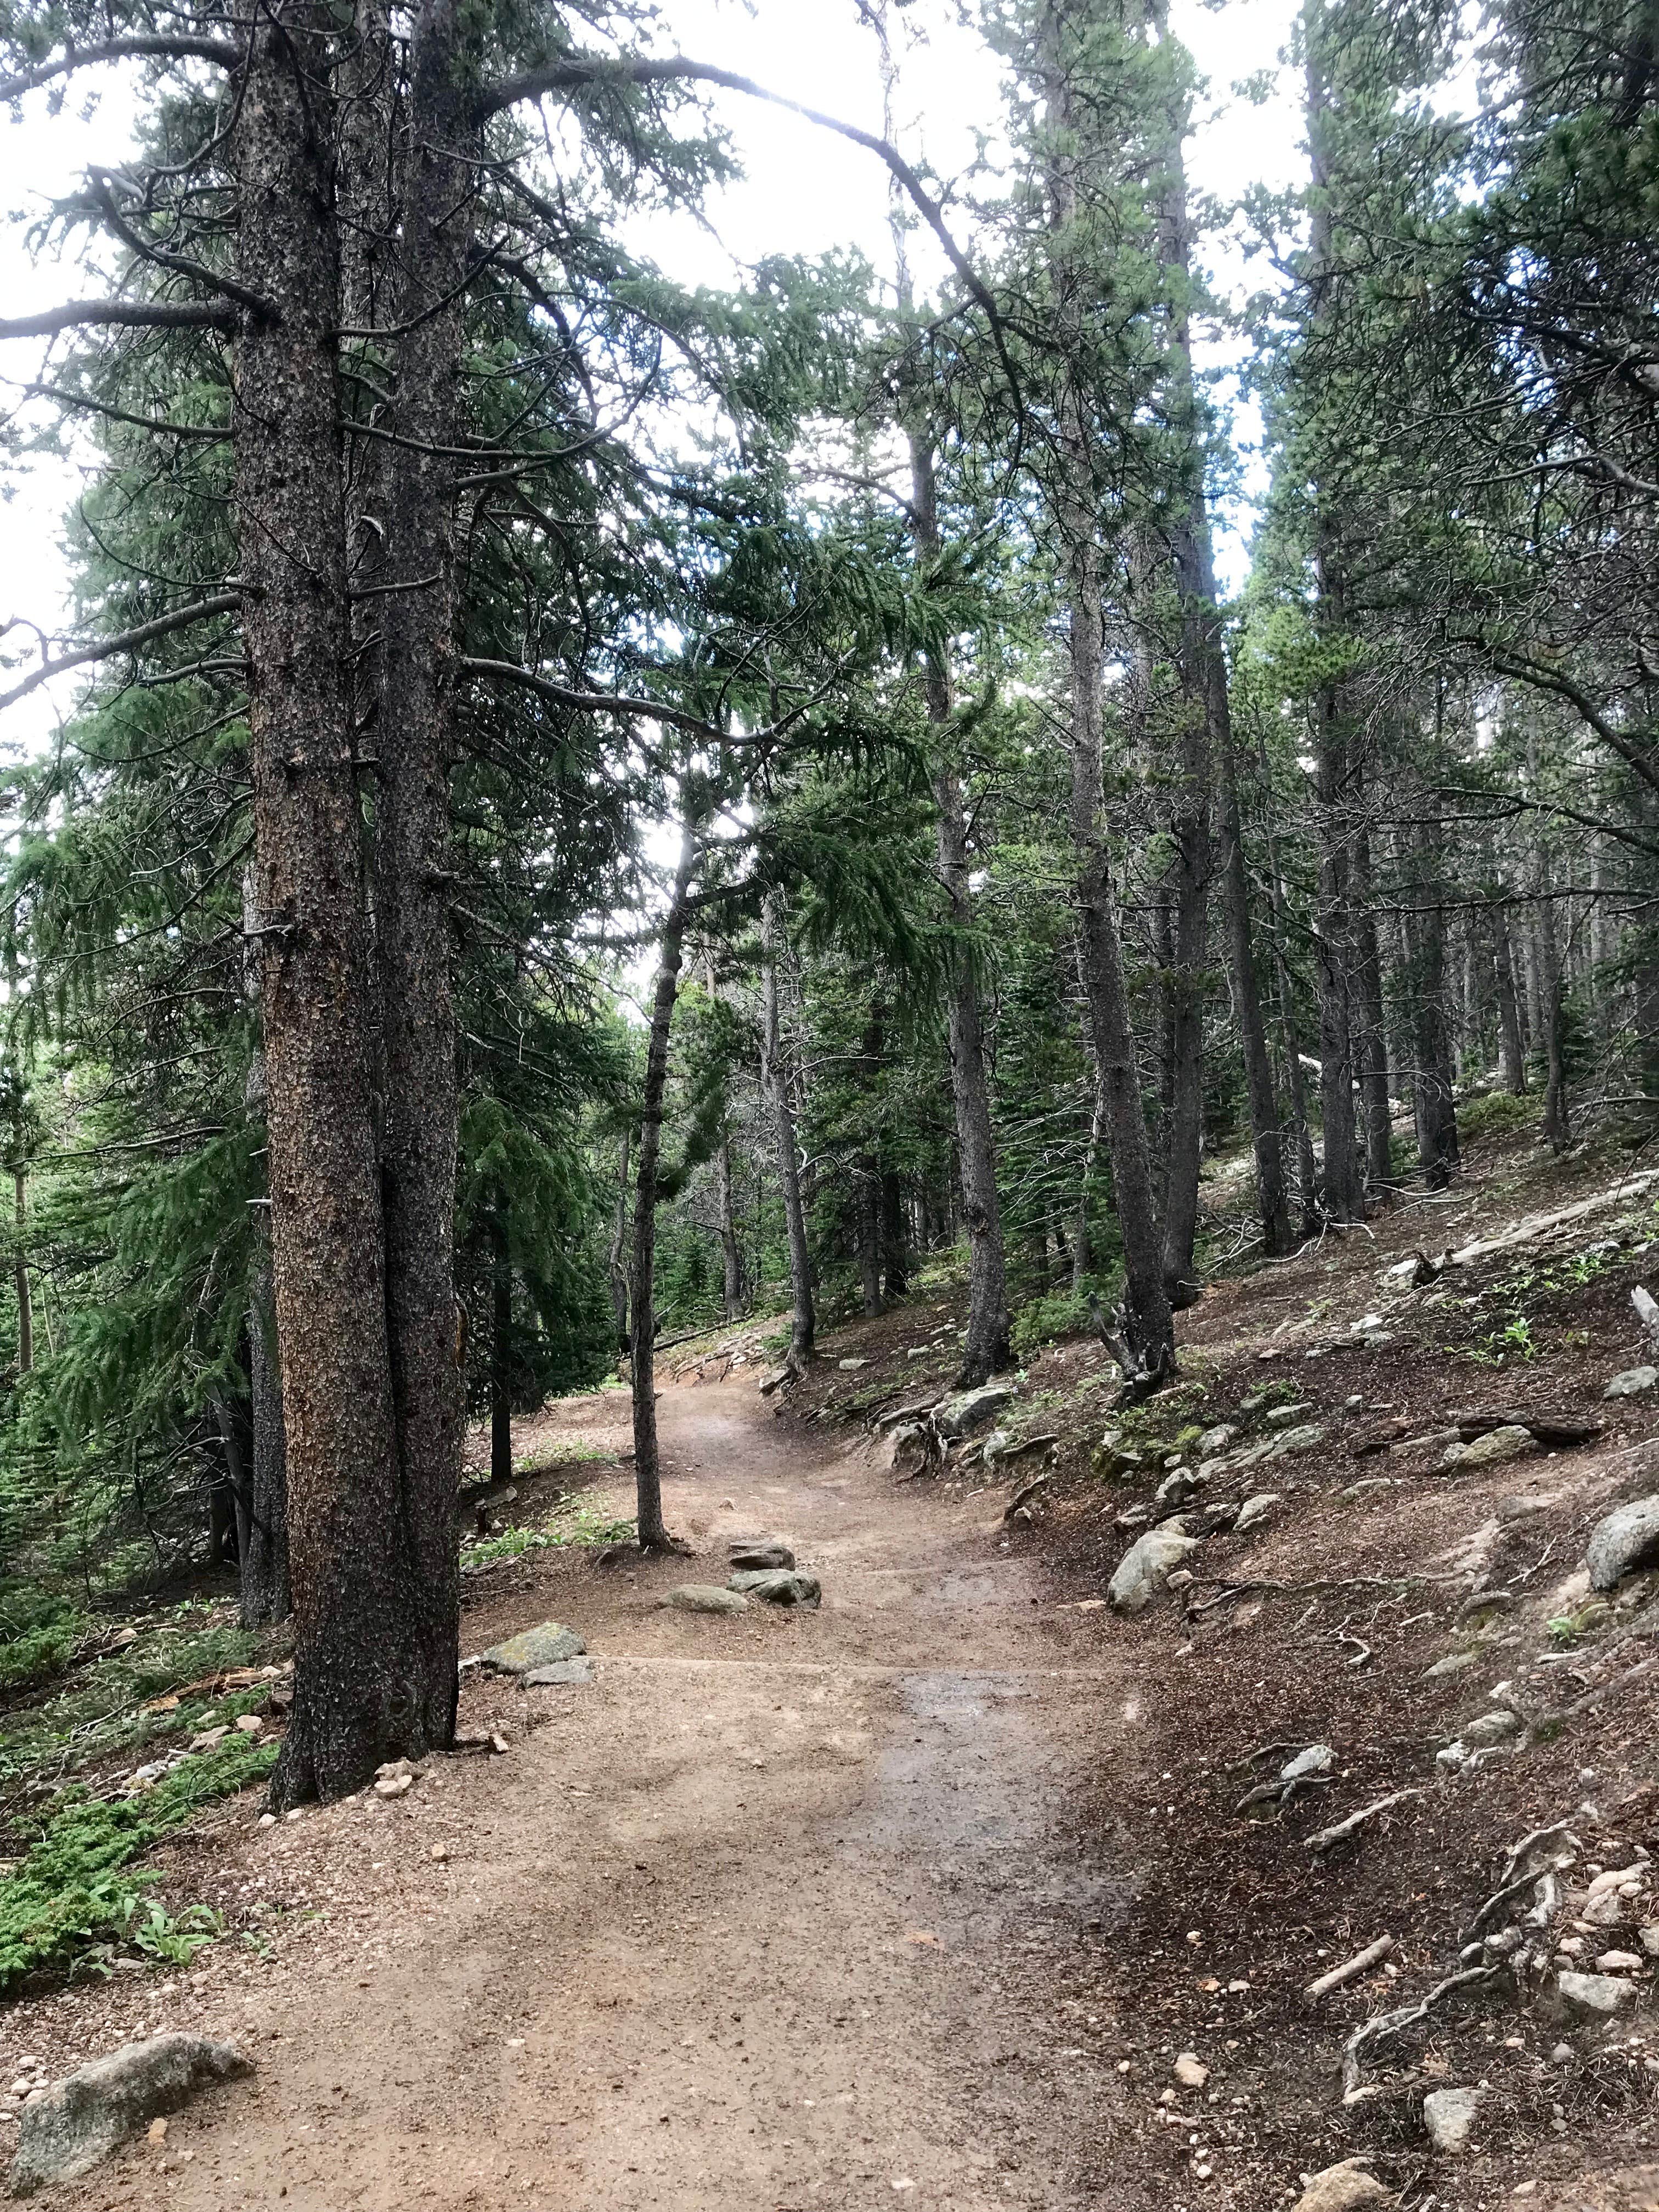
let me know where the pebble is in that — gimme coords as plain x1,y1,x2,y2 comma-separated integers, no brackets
1173,2053,1209,2089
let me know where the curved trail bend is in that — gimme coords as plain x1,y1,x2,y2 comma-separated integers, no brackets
66,1379,1145,2211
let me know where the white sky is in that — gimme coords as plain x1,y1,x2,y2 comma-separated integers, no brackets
0,0,1307,753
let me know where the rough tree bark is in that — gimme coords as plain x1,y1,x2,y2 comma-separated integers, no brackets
490,1218,513,1489
240,871,289,1629
630,820,698,1549
761,890,815,1370
236,3,416,1808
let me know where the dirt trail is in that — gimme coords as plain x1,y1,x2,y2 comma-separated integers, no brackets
60,1380,1147,2211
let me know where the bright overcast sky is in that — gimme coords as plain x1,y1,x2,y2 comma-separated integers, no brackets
0,0,1306,753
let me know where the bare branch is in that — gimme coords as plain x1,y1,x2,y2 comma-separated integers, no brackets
0,592,242,714
0,33,241,105
0,299,235,341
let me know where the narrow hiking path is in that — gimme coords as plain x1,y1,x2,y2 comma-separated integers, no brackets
52,1376,1147,2212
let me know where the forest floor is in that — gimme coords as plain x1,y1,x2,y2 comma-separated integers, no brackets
2,1121,1658,2208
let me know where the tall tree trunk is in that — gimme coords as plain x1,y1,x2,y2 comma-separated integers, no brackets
716,1136,744,1320
1068,525,1175,1368
608,1126,632,1351
1351,812,1394,1195
11,1152,29,1379
761,891,815,1369
1305,5,1364,1223
631,821,698,1549
1536,887,1571,1150
241,870,290,1629
1493,902,1528,1094
901,424,1009,1384
881,1168,909,1304
1404,828,1460,1187
367,0,473,1774
857,1169,883,1317
238,4,414,1809
1214,680,1289,1254
490,1216,513,1489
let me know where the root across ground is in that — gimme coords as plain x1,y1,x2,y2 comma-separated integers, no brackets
24,1381,1149,2211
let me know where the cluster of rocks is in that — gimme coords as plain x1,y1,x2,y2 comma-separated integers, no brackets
664,1537,821,1615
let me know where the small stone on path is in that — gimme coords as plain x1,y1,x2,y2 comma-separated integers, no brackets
1173,2053,1208,2089
1556,1969,1637,2017
1441,1424,1538,1472
727,1538,795,1571
1423,2085,1483,2154
525,1657,594,1687
1603,1365,1658,1398
1291,2159,1394,2211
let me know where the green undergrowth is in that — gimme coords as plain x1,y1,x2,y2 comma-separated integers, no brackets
0,1731,276,1987
511,1435,613,1477
465,1494,636,1566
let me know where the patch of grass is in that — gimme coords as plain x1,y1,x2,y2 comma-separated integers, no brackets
464,1496,636,1567
0,1613,86,1698
0,1731,277,1987
512,1435,614,1477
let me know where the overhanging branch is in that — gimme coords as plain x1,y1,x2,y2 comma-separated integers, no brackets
0,591,243,714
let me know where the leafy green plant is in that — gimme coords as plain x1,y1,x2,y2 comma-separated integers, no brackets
1011,1290,1092,1357
464,1498,636,1566
0,1731,276,1987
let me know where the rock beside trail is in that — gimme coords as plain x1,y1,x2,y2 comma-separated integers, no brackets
1291,2159,1395,2211
1604,1366,1659,1398
481,1622,586,1674
727,1538,795,1571
1235,1492,1281,1533
9,2035,251,2196
1556,1969,1638,2017
1198,1424,1238,1458
727,1569,821,1608
663,1585,749,1615
1460,1708,1525,1748
934,1383,1014,1441
1441,1423,1538,1473
526,1657,594,1687
1423,2085,1483,2154
1586,1496,1659,1590
1108,1523,1200,1615
1423,1651,1479,1683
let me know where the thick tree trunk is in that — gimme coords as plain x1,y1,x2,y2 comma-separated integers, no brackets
236,5,416,1808
761,891,815,1368
631,822,697,1549
367,0,472,1768
1404,831,1460,1187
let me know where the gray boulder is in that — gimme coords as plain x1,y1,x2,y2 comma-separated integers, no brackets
1234,1492,1281,1533
1422,2085,1482,2154
1587,1496,1659,1590
1266,1402,1314,1427
727,1538,795,1571
10,2035,251,2196
1460,1709,1524,1748
1422,1651,1478,1683
1556,1969,1637,2017
663,1584,749,1615
481,1621,585,1674
1604,1366,1659,1398
727,1569,820,1608
1108,1523,1200,1615
1197,1424,1238,1459
934,1383,1014,1440
1268,1421,1325,1460
1440,1423,1538,1473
